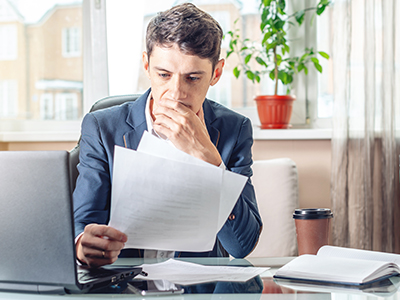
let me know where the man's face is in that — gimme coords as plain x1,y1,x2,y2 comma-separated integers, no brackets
143,44,224,115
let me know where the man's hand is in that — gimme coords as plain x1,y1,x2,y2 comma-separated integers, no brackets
153,98,222,166
76,224,127,268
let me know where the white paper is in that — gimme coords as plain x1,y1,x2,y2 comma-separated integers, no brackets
109,132,248,252
109,146,221,251
136,259,270,285
137,131,248,232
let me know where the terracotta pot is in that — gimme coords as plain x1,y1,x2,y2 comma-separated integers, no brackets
254,95,296,129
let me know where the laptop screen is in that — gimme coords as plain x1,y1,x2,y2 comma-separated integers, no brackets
0,151,77,288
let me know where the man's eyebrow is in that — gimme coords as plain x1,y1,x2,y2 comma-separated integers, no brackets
153,66,206,75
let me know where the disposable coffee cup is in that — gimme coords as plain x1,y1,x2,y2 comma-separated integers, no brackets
293,208,333,256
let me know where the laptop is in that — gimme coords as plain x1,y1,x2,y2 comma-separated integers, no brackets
0,151,142,294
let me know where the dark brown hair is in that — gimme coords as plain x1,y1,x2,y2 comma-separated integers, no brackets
146,3,223,70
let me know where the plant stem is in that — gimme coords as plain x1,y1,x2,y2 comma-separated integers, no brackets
286,7,317,20
273,45,278,95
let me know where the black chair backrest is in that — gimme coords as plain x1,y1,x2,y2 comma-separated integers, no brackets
69,94,141,191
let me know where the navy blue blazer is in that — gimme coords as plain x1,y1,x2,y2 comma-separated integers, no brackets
73,89,262,258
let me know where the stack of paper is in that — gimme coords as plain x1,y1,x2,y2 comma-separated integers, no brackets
136,259,270,285
108,131,247,252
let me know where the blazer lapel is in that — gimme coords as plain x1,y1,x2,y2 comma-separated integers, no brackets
203,99,220,148
122,90,150,149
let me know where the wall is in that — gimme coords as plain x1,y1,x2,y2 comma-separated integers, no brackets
253,139,332,209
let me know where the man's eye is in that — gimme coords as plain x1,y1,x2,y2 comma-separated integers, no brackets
159,73,170,78
188,76,200,82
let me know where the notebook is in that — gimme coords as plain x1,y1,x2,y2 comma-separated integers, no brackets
0,150,142,294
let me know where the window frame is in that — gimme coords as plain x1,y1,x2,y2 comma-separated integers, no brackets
62,27,81,58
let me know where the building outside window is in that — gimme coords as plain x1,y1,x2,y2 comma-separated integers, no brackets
0,24,17,60
55,93,78,120
0,80,18,118
40,93,53,120
62,27,81,57
0,0,83,125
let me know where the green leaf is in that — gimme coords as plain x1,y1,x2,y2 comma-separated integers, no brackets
297,63,305,73
284,44,290,54
244,54,252,64
278,71,287,84
295,10,305,25
274,19,285,31
240,46,249,51
286,74,293,84
246,70,255,82
317,5,327,15
304,66,309,75
260,21,267,32
311,57,319,64
255,73,261,83
233,66,240,78
263,0,272,6
313,62,323,73
226,50,233,59
266,41,277,50
318,51,330,59
256,57,268,68
278,0,286,11
262,32,273,45
269,71,275,80
300,53,309,62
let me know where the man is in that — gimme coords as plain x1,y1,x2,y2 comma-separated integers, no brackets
73,3,262,267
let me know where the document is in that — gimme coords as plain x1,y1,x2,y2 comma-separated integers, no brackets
136,259,270,285
108,132,248,252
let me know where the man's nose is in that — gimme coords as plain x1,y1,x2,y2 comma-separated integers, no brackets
169,76,187,100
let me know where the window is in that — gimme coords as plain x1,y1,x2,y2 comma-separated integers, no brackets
55,93,78,120
62,27,81,57
0,0,83,126
106,0,330,129
0,80,18,118
40,93,54,120
0,24,17,60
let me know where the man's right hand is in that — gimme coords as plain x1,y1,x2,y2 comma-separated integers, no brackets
76,224,127,268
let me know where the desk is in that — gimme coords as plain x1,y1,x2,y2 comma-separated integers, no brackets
1,257,399,299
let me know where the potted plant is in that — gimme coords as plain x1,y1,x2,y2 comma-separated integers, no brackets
226,0,331,129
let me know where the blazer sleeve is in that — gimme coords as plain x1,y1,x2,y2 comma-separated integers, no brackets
72,113,112,238
217,117,263,258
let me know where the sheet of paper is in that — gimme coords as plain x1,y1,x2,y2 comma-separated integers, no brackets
109,132,248,252
137,131,248,231
109,146,222,252
136,259,270,285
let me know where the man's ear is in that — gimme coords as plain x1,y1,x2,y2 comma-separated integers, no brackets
142,51,150,78
210,59,225,86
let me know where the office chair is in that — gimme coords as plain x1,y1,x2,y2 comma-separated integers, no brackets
69,94,141,191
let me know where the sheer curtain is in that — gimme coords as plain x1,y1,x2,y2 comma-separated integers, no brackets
331,0,400,252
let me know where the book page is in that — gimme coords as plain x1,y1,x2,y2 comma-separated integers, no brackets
317,246,400,268
274,254,394,284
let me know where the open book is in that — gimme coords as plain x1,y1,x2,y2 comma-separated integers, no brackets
273,246,400,286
